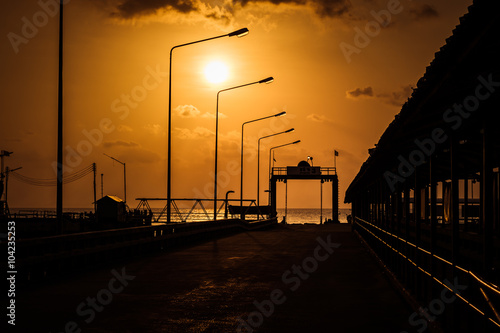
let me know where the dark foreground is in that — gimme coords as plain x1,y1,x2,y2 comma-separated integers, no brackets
14,224,418,332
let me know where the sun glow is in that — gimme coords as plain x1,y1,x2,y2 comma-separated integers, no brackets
204,61,229,83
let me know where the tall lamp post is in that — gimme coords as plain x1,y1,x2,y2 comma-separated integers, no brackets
167,28,249,224
225,190,234,219
257,128,294,208
268,140,301,178
215,76,274,221
268,140,301,216
240,111,285,217
104,153,126,203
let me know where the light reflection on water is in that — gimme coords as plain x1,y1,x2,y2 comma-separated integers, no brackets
276,208,351,224
11,207,351,224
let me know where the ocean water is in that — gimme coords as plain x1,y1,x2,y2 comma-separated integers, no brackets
10,207,351,224
276,208,351,224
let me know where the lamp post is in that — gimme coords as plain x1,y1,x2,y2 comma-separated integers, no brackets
240,111,285,217
268,140,301,179
257,128,294,208
167,28,249,224
214,76,274,221
104,153,126,203
225,190,234,219
268,140,301,218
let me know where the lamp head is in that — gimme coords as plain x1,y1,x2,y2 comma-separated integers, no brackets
259,77,274,84
293,140,301,144
285,128,294,133
275,111,286,117
228,28,249,37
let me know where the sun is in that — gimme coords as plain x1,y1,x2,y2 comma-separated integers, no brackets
204,61,229,84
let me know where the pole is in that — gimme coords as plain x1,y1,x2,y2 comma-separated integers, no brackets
56,0,64,234
168,46,173,226
257,128,293,210
257,138,261,211
123,163,126,203
215,79,273,221
320,180,323,224
100,173,103,198
240,123,245,218
93,163,96,213
240,112,285,219
215,91,220,221
285,180,288,223
168,29,250,225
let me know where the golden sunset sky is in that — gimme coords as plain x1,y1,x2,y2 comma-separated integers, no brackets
0,0,472,210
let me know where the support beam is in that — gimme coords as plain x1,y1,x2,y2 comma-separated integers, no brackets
482,120,493,278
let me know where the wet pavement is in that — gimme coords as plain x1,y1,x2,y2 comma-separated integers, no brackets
15,224,418,332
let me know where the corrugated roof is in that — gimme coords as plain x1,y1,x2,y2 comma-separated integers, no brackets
345,0,500,202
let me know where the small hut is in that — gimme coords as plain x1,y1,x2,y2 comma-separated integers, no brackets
96,195,126,224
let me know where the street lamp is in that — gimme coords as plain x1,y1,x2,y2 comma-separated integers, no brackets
240,111,285,217
268,140,301,178
167,28,249,224
257,128,294,208
104,153,126,203
214,76,274,221
225,190,235,219
268,140,301,216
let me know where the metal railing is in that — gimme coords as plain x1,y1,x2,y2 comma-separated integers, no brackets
136,198,259,223
7,218,277,282
353,216,500,331
272,167,337,176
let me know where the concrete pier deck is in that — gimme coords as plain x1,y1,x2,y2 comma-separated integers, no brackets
16,224,418,332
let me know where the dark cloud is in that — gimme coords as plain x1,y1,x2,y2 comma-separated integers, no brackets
346,86,373,98
409,4,439,21
115,0,198,18
103,140,140,148
376,85,412,106
103,0,351,21
346,85,412,106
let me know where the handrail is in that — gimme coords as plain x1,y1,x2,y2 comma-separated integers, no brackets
354,217,500,295
353,216,500,328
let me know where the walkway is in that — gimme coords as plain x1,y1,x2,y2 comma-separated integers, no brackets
16,224,418,332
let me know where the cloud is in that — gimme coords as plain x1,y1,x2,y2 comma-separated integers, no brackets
144,124,165,136
376,85,412,107
307,113,332,123
201,111,227,119
346,86,373,98
118,147,161,164
117,125,133,132
409,4,439,21
176,126,214,139
175,104,201,118
346,84,413,107
103,140,140,148
95,0,351,24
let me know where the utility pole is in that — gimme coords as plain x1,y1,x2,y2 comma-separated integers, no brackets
1,151,13,217
103,154,126,203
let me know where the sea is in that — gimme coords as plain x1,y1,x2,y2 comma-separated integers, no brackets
10,207,351,224
276,208,351,224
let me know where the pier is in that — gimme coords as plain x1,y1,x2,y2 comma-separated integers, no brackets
16,224,417,332
3,1,500,332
